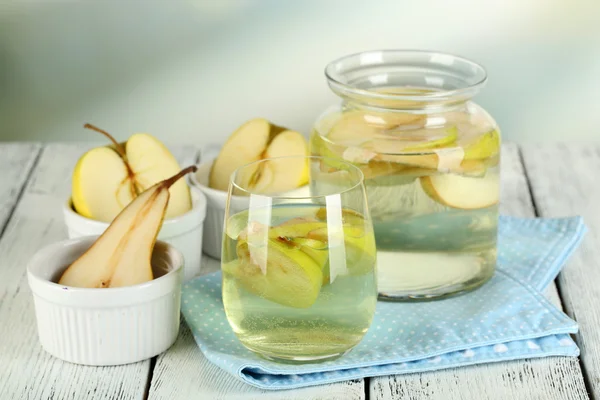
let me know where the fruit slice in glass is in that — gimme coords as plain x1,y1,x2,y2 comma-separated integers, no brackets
221,156,378,362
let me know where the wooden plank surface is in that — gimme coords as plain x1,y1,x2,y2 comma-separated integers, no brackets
0,143,199,400
0,143,41,230
522,142,600,398
0,144,150,400
369,143,589,400
1,141,592,399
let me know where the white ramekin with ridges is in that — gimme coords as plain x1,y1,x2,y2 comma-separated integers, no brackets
27,236,183,366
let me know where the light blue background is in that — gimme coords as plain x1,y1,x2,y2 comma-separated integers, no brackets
1,1,599,143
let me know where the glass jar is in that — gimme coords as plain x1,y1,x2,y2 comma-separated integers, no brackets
310,50,500,300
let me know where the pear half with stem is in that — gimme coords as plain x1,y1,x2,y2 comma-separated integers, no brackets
59,166,197,288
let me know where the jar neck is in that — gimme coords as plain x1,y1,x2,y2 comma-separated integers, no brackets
341,92,472,114
325,50,487,114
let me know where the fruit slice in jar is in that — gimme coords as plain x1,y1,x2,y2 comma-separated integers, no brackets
368,129,500,175
312,128,412,180
360,126,458,154
327,110,426,146
420,171,499,210
462,129,501,160
232,238,323,308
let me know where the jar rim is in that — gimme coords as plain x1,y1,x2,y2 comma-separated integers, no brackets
324,49,487,105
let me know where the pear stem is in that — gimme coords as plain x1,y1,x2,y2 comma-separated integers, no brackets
84,123,127,158
163,165,198,189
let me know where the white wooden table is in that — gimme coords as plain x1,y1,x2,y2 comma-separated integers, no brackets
1,142,597,400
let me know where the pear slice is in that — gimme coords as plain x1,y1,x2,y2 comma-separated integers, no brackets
59,166,197,288
126,133,192,218
233,238,323,308
246,130,309,194
209,118,285,191
420,170,499,210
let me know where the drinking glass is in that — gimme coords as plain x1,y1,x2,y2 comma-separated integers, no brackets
221,156,377,362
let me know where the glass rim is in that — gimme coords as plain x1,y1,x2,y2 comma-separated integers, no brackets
230,155,365,199
324,49,488,103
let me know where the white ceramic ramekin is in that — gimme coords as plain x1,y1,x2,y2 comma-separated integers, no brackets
63,189,206,281
27,236,183,366
189,160,248,259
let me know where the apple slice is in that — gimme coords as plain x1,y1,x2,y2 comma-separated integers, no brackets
462,129,501,160
233,238,323,308
126,133,192,219
309,209,376,277
209,118,284,191
292,237,329,266
247,130,309,194
420,171,499,210
372,129,500,172
268,217,326,238
72,124,193,222
72,147,135,222
327,110,426,147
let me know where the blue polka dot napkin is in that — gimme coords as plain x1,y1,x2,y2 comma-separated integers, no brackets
181,216,586,390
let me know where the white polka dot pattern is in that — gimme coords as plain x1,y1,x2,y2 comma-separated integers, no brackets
180,216,585,390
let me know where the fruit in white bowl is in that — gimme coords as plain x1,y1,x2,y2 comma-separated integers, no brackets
208,118,309,194
72,124,192,222
60,166,197,288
